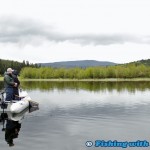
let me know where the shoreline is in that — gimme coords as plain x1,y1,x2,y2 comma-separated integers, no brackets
1,77,150,82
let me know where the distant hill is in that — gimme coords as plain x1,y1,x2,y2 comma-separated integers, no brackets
132,59,150,66
38,60,117,68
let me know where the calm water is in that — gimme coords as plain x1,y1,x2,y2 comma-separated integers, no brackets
0,81,150,150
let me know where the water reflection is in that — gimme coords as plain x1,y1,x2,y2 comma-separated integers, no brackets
20,81,150,93
0,81,150,150
0,107,39,147
5,117,21,147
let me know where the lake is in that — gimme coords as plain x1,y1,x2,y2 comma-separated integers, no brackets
0,81,150,150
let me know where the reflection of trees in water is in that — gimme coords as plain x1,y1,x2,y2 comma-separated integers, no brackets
1,80,150,92
21,81,150,93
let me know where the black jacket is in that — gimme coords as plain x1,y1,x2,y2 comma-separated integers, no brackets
12,74,20,88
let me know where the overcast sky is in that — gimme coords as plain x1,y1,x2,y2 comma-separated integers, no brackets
0,0,150,63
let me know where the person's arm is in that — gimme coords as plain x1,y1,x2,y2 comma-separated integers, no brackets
16,78,20,86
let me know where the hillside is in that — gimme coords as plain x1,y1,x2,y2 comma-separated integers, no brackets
133,59,150,66
38,60,117,68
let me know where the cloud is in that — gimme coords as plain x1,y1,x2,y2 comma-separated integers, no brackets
0,16,149,46
67,34,140,45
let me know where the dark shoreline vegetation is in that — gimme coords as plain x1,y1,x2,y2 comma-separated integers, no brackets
0,59,38,75
20,64,150,79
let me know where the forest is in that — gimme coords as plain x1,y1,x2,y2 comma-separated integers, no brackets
0,59,38,76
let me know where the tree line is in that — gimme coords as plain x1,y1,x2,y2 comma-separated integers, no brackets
0,59,39,76
20,64,150,79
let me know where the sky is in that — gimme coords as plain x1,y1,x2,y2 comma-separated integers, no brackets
0,0,150,63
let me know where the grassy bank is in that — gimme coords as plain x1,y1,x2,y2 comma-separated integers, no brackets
20,64,150,79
